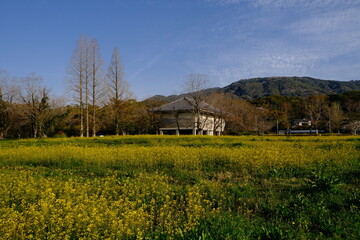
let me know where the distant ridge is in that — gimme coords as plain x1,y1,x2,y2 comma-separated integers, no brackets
147,77,360,102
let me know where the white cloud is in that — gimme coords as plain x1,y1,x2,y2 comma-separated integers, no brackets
204,47,321,86
288,7,360,59
206,0,358,9
200,0,360,86
289,8,360,35
251,0,353,8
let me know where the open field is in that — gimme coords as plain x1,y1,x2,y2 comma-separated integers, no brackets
0,136,359,239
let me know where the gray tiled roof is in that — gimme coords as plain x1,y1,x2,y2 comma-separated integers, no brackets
151,97,222,114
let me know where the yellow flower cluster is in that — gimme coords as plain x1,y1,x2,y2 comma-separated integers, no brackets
0,170,214,239
0,135,358,238
0,138,357,171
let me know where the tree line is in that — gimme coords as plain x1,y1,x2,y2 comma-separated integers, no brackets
0,68,159,139
204,91,360,135
0,35,156,139
1,36,360,139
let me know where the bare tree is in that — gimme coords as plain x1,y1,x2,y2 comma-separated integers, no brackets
84,38,91,137
89,39,105,137
328,102,344,133
68,35,92,137
206,92,275,134
184,74,209,104
344,121,360,135
0,70,25,138
19,73,51,138
107,47,132,135
184,73,209,134
304,95,329,134
0,70,18,102
253,107,273,135
204,92,229,134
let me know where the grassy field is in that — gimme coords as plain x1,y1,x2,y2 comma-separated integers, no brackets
0,135,359,239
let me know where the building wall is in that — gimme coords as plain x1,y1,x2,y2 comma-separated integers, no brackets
159,112,225,133
196,115,225,131
159,112,194,129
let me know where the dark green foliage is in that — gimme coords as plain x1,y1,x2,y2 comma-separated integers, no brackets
304,169,339,193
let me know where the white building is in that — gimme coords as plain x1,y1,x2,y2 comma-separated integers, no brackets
292,119,312,128
151,97,225,135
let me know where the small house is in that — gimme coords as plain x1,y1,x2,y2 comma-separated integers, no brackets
151,97,225,135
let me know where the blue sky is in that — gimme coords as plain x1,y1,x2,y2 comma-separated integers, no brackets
1,0,360,100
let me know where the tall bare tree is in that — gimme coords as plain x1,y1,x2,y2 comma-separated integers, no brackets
68,35,92,137
184,73,209,134
107,47,131,135
89,39,105,137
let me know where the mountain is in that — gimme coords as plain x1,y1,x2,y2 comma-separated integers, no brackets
147,77,360,102
223,77,360,100
146,94,187,103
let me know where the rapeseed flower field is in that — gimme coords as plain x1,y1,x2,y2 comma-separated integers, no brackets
0,136,359,239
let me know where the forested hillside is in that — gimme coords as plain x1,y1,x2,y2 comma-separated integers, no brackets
149,77,360,101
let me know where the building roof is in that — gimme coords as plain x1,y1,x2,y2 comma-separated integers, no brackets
151,97,223,114
294,119,311,122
